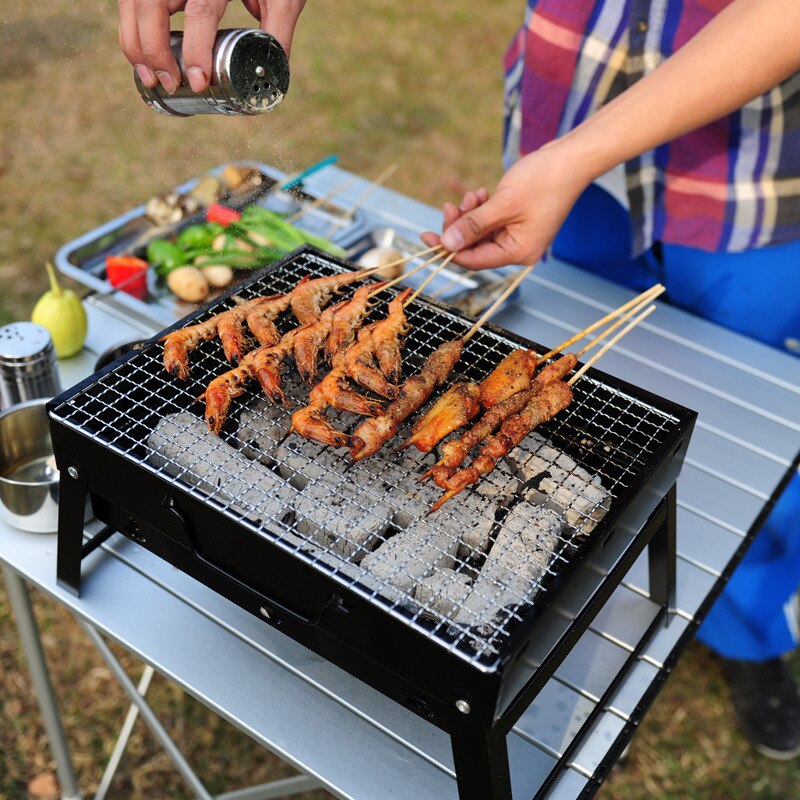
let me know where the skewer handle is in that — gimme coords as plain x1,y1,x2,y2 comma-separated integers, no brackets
463,264,535,342
368,247,446,297
574,285,665,358
568,305,656,386
538,283,664,364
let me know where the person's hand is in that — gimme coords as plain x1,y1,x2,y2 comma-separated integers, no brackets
421,142,593,270
118,0,306,95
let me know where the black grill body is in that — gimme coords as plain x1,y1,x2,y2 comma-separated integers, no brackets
49,246,696,799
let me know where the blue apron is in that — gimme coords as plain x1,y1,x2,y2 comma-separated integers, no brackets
553,184,800,661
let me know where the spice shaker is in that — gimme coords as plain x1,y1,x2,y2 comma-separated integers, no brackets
0,323,62,411
134,28,290,117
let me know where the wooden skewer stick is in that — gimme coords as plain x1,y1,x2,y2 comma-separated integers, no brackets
568,305,656,386
360,244,443,284
286,175,359,223
537,283,664,365
368,247,446,297
463,264,535,342
405,252,458,306
574,285,665,358
324,163,400,236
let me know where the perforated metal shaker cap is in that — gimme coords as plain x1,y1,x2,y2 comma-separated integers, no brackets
134,28,290,117
0,323,55,367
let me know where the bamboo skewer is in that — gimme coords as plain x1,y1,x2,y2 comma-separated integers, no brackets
287,175,359,223
568,305,656,386
463,264,535,342
324,163,400,236
537,283,664,365
368,247,446,297
573,286,664,358
405,252,458,306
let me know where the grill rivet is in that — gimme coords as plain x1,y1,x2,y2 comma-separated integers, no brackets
67,466,78,479
455,699,471,715
259,606,271,620
255,65,266,77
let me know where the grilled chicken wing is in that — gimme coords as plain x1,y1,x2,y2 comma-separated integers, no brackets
399,382,481,453
479,349,538,408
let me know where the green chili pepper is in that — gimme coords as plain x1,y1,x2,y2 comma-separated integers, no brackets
146,240,188,273
174,222,224,251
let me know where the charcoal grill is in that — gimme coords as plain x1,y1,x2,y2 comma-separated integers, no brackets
49,246,696,800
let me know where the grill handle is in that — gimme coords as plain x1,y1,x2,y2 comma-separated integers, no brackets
161,496,340,627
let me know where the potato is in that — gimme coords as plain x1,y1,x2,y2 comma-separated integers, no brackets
358,247,404,279
201,265,234,288
167,266,210,303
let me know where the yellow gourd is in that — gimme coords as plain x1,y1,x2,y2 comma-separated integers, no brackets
31,263,88,358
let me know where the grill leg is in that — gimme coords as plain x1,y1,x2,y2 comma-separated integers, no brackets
648,483,676,616
451,719,512,800
56,462,88,597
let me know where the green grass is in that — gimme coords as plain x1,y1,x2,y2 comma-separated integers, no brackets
1,1,799,797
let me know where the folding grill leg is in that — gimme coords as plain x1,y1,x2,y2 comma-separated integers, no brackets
648,483,677,616
451,719,512,800
56,462,89,597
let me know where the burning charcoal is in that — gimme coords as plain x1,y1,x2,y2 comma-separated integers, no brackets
360,521,461,595
414,569,473,619
147,412,296,523
295,481,392,560
442,492,500,557
535,476,610,533
454,511,561,631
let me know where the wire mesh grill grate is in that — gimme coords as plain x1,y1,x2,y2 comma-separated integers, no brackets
52,250,682,666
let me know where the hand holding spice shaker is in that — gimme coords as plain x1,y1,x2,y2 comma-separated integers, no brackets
134,29,290,117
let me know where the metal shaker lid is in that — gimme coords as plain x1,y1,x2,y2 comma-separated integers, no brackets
216,29,290,114
0,323,55,367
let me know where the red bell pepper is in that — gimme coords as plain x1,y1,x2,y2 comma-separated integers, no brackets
206,204,241,226
105,255,149,300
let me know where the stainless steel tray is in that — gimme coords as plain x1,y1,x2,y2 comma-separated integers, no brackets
55,162,369,328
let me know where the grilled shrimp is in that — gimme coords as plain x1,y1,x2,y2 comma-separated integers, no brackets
245,289,297,346
315,354,384,416
217,296,277,366
290,405,349,448
325,282,385,361
293,302,344,385
344,324,399,400
290,269,374,325
370,288,411,382
202,364,254,434
161,296,266,379
349,339,463,461
251,329,300,405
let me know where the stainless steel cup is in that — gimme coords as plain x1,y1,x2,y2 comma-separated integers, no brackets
135,28,290,116
0,399,60,533
0,323,61,411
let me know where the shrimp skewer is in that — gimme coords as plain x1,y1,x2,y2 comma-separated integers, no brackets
325,282,385,361
293,301,345,385
290,268,376,325
370,289,411,383
344,324,399,400
161,295,269,379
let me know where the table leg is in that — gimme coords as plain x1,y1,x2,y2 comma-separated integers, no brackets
2,564,82,800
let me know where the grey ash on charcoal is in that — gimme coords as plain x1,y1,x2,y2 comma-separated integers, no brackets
146,402,612,655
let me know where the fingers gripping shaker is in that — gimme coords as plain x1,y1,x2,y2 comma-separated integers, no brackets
134,29,290,116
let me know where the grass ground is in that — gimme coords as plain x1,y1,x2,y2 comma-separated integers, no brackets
1,1,799,798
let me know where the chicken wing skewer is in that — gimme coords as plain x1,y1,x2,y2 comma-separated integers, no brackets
429,304,657,512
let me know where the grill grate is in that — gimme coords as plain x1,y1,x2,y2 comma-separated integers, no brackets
53,250,680,666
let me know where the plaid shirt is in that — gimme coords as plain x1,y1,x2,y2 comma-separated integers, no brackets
502,0,800,254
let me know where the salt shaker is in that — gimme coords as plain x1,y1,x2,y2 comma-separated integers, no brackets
134,29,290,117
0,323,62,410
